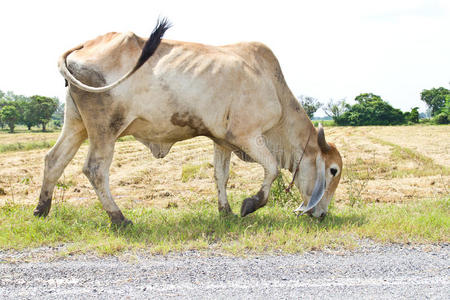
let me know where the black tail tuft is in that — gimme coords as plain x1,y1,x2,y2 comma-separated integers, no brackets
135,17,172,70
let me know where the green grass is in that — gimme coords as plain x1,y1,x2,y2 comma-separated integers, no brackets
181,162,213,182
0,140,56,153
0,126,59,134
0,135,137,153
312,120,335,127
116,136,136,142
0,197,448,255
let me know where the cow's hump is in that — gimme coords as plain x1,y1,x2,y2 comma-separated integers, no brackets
67,32,144,86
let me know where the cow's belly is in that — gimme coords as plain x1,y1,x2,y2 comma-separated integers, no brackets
122,117,200,143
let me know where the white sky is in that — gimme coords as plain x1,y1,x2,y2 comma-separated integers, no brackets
1,0,449,115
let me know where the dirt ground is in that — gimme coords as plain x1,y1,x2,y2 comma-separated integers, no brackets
0,125,448,209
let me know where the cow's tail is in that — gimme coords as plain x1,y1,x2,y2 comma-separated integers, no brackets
58,17,171,93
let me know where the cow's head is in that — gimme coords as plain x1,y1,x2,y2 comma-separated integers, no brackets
294,124,342,219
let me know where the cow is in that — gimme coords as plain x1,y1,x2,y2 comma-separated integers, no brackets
34,18,342,226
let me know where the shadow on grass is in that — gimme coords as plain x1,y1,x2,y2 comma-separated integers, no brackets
0,203,368,251
3,198,448,252
110,205,369,244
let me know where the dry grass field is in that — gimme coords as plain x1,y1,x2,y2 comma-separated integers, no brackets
0,125,448,210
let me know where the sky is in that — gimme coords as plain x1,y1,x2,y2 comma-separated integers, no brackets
0,0,449,115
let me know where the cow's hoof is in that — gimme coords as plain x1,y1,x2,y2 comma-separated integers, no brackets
219,210,238,218
219,204,236,217
108,211,132,228
240,196,258,217
33,204,50,218
119,218,133,227
111,218,133,229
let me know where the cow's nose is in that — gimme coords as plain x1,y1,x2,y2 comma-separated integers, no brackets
319,212,327,220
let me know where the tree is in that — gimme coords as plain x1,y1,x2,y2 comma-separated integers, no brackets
0,98,6,129
0,105,19,133
12,94,30,127
23,100,38,130
404,107,419,124
409,107,419,123
0,91,33,129
3,91,16,102
52,101,65,128
323,98,349,122
432,95,450,124
30,95,59,131
420,87,450,116
444,95,450,115
336,93,405,126
298,95,322,119
433,112,449,124
354,93,382,105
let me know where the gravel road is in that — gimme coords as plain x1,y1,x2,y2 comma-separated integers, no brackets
0,243,448,299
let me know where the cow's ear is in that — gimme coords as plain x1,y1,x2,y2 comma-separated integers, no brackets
318,124,331,153
294,154,326,215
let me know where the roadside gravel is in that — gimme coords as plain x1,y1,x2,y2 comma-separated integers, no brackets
0,242,448,299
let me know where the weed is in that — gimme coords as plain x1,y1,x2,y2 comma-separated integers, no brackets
166,201,178,209
343,161,370,207
181,164,201,182
181,162,212,182
54,175,72,217
20,177,32,185
269,172,302,208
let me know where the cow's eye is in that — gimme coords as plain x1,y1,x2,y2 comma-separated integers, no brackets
330,168,338,176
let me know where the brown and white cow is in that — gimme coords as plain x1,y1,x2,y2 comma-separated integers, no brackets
34,19,342,226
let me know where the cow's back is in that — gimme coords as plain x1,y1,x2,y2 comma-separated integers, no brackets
148,40,283,138
64,34,284,143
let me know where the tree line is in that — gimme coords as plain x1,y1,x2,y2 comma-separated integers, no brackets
0,89,64,133
299,86,450,125
1,85,449,133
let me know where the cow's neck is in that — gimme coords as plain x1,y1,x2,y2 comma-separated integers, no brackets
265,104,317,173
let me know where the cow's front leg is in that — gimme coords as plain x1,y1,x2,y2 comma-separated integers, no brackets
83,139,131,226
236,135,279,217
213,142,233,215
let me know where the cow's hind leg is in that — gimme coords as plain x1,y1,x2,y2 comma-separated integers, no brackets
213,143,233,215
34,97,87,217
83,138,131,226
236,135,279,217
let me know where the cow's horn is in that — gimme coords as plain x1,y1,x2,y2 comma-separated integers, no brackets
293,154,327,216
318,124,331,153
